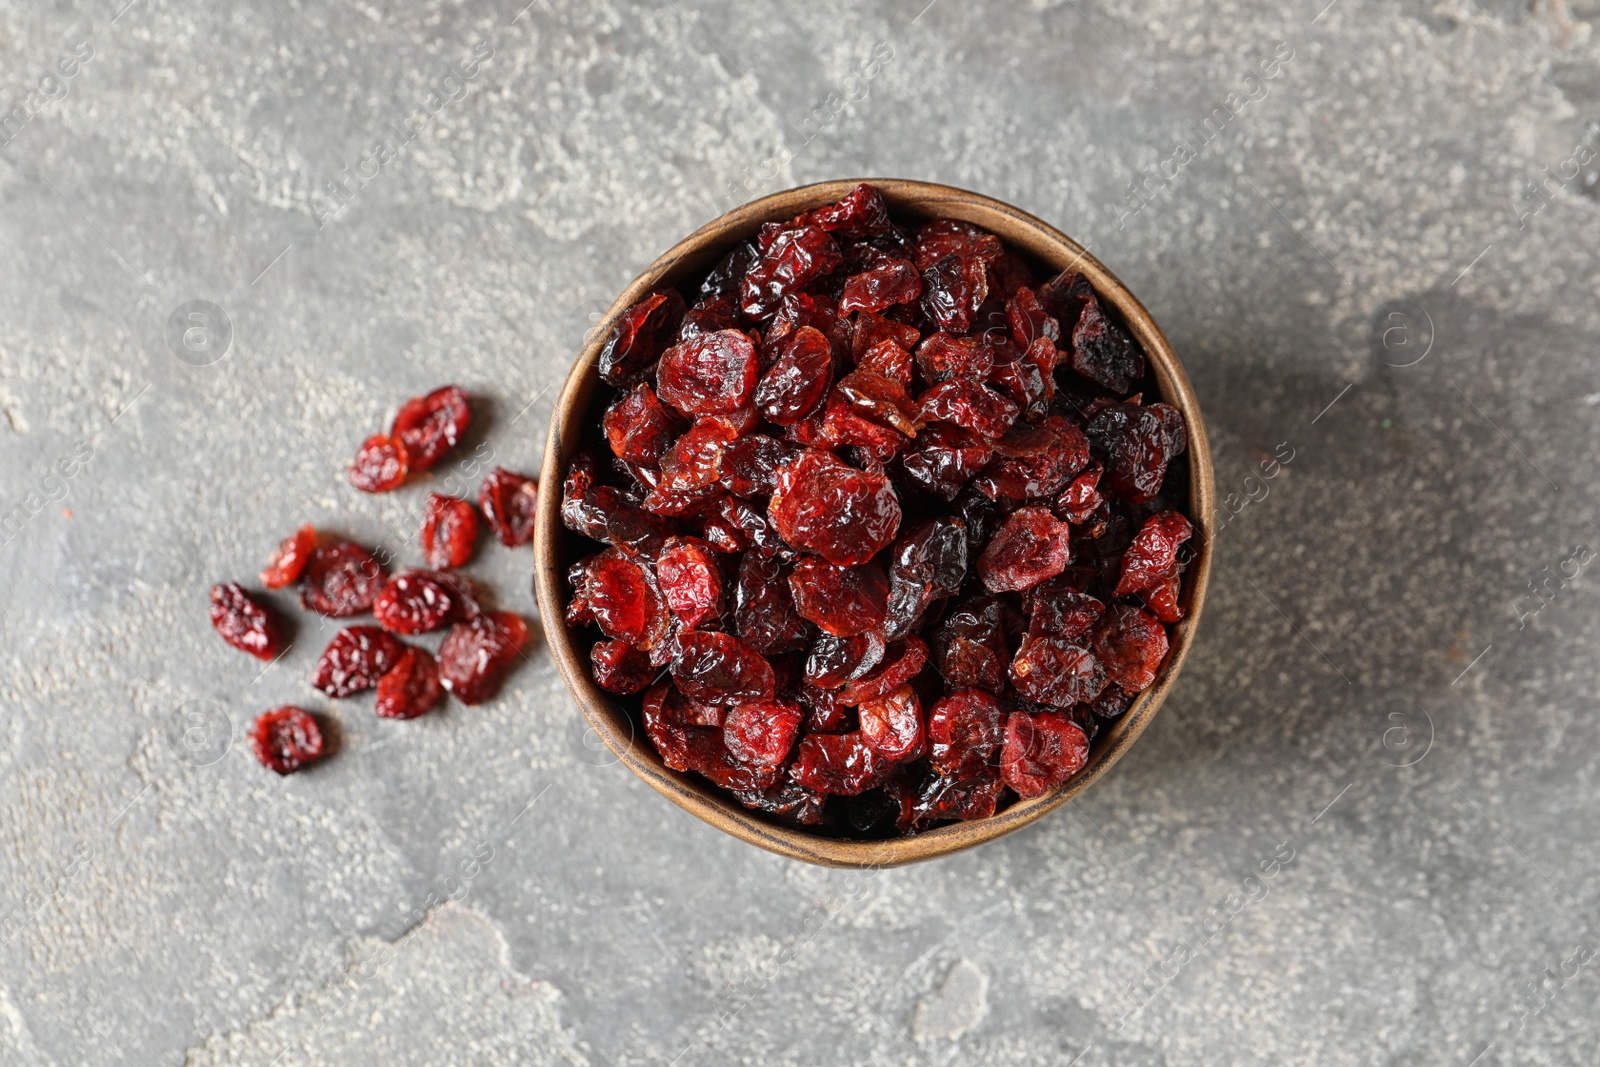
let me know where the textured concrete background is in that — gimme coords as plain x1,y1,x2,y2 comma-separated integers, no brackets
2,0,1598,1063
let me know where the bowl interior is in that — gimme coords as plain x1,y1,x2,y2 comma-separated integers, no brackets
534,179,1214,868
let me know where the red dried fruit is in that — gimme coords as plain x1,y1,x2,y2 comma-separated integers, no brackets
251,707,323,775
920,254,990,335
989,338,1055,421
927,688,1006,775
209,582,283,661
391,385,471,470
789,732,890,796
1038,269,1095,331
900,424,995,502
884,517,968,639
300,540,386,617
1007,286,1060,348
787,556,889,637
917,379,1019,440
420,493,480,569
656,329,759,417
586,549,670,649
839,252,922,315
260,525,316,589
804,631,886,689
590,639,656,695
977,506,1072,593
1056,465,1104,523
599,290,686,386
931,597,1009,692
349,434,409,493
1026,583,1104,641
769,450,901,567
656,536,723,629
916,332,992,384
1000,711,1089,797
915,220,1004,270
657,418,739,494
838,636,928,707
438,611,529,704
857,338,915,390
479,468,539,547
671,631,776,705
603,383,681,466
1085,401,1188,504
734,552,811,655
858,684,924,763
312,625,403,697
1092,604,1169,693
974,417,1089,500
1070,294,1145,394
738,225,842,320
1010,635,1106,707
1115,511,1193,623
730,780,827,824
912,768,1004,823
723,698,804,768
754,326,833,425
376,647,444,719
373,570,461,635
720,434,794,499
801,183,891,238
834,368,923,438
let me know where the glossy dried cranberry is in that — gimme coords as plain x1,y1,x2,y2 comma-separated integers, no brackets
1086,401,1188,504
789,732,890,796
209,582,282,661
804,631,886,689
754,326,832,425
586,549,670,649
590,639,656,695
376,647,443,719
656,329,759,416
839,252,922,315
801,183,891,238
373,570,460,635
1026,583,1104,641
769,450,901,567
738,225,842,320
915,220,1004,270
974,417,1089,500
312,625,403,697
1092,604,1169,694
672,631,776,705
438,611,529,704
391,385,471,470
734,552,811,655
857,338,915,390
251,707,323,774
927,688,1005,775
720,434,795,499
479,468,539,547
931,597,1009,693
1010,636,1106,708
730,779,827,824
599,290,686,386
920,254,990,335
1007,286,1060,347
1115,511,1193,623
883,517,968,639
299,541,386,617
260,525,316,589
912,768,1004,824
420,493,480,569
977,506,1072,593
657,418,738,494
788,556,889,638
349,434,409,493
1000,711,1088,797
917,379,1019,440
900,424,994,502
603,383,681,466
656,536,723,629
1070,295,1145,394
723,698,803,768
858,684,924,763
1056,466,1104,523
838,636,928,707
916,332,991,384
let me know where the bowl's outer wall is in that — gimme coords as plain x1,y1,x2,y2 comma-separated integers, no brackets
535,179,1215,868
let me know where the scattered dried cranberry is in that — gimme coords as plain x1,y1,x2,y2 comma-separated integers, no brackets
349,434,409,493
376,647,444,719
438,611,529,705
300,541,386,617
209,582,283,661
420,493,480,569
479,468,539,547
312,625,403,697
251,707,323,774
392,385,471,470
260,525,316,589
655,536,723,629
373,569,461,635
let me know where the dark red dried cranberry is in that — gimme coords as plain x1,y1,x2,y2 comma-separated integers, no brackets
656,329,759,417
723,698,804,768
977,506,1072,592
1000,711,1089,797
920,254,990,335
788,556,889,638
209,582,283,661
858,684,924,763
656,536,723,629
734,552,811,655
769,450,901,567
349,434,409,493
299,540,386,617
312,626,403,697
884,518,968,639
927,688,1005,775
438,611,529,704
372,570,461,635
391,385,471,470
801,183,891,238
838,636,928,707
839,252,922,315
1115,510,1192,623
804,631,886,689
603,383,681,466
1092,604,1169,694
479,468,539,547
671,631,776,705
1086,400,1188,504
586,549,670,650
789,732,890,796
754,326,832,425
420,493,480,569
590,640,656,695
1010,636,1106,708
599,291,686,386
260,525,315,589
1070,295,1145,394
917,379,1019,440
738,225,842,320
251,707,323,774
376,647,443,719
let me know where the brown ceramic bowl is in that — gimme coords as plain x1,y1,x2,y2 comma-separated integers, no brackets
534,178,1214,868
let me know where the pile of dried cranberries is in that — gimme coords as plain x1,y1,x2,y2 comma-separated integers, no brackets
561,183,1194,836
208,385,540,775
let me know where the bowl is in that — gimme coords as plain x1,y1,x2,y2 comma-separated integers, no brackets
534,178,1214,868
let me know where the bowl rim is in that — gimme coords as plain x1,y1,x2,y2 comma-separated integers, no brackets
534,178,1214,868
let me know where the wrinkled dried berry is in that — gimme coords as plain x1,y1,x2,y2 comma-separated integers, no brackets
754,326,833,425
928,688,1006,776
1010,635,1106,708
261,525,316,589
883,517,967,639
300,540,386,617
804,631,886,689
373,569,461,635
420,493,480,569
376,647,444,719
838,636,928,707
789,732,890,796
977,506,1072,592
312,625,403,697
392,385,471,470
599,291,686,386
734,552,811,654
438,611,529,704
1115,510,1193,623
932,596,1009,693
788,556,888,638
591,639,657,695
672,631,776,705
251,707,323,775
349,433,409,493
724,698,804,769
586,549,670,650
1086,400,1188,504
917,379,1019,440
657,329,759,418
656,536,723,629
1070,295,1145,394
479,468,539,547
604,383,681,466
739,225,842,320
209,582,283,661
858,684,924,763
1000,711,1089,797
769,450,901,567
1092,604,1169,693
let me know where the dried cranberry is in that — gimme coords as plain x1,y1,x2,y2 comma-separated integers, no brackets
720,434,795,499
916,332,991,384
391,385,471,470
801,183,891,238
858,684,924,763
931,597,1009,693
723,698,804,768
312,626,403,697
656,329,759,417
754,326,832,425
789,732,890,796
479,468,539,547
920,254,990,335
209,582,283,661
656,536,723,629
912,768,1004,823
917,379,1019,440
1115,511,1192,623
734,553,811,655
349,434,409,493
901,424,995,502
438,611,529,704
730,780,827,824
1007,286,1060,348
788,556,889,637
1000,711,1089,797
586,549,670,650
769,450,901,567
884,517,967,639
927,688,1006,775
1086,401,1188,504
260,525,316,589
1057,466,1104,524
1092,604,1169,693
251,707,323,775
1010,636,1106,708
738,225,842,320
839,252,922,315
974,417,1089,500
915,220,1004,270
1026,583,1104,641
420,493,480,569
373,570,460,635
804,631,886,689
299,540,386,617
838,636,929,707
657,418,739,494
671,631,776,705
376,647,444,719
1070,295,1145,394
603,383,681,466
590,640,656,695
599,290,686,386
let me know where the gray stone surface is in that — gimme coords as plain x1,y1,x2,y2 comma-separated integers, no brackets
1,0,1598,1063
